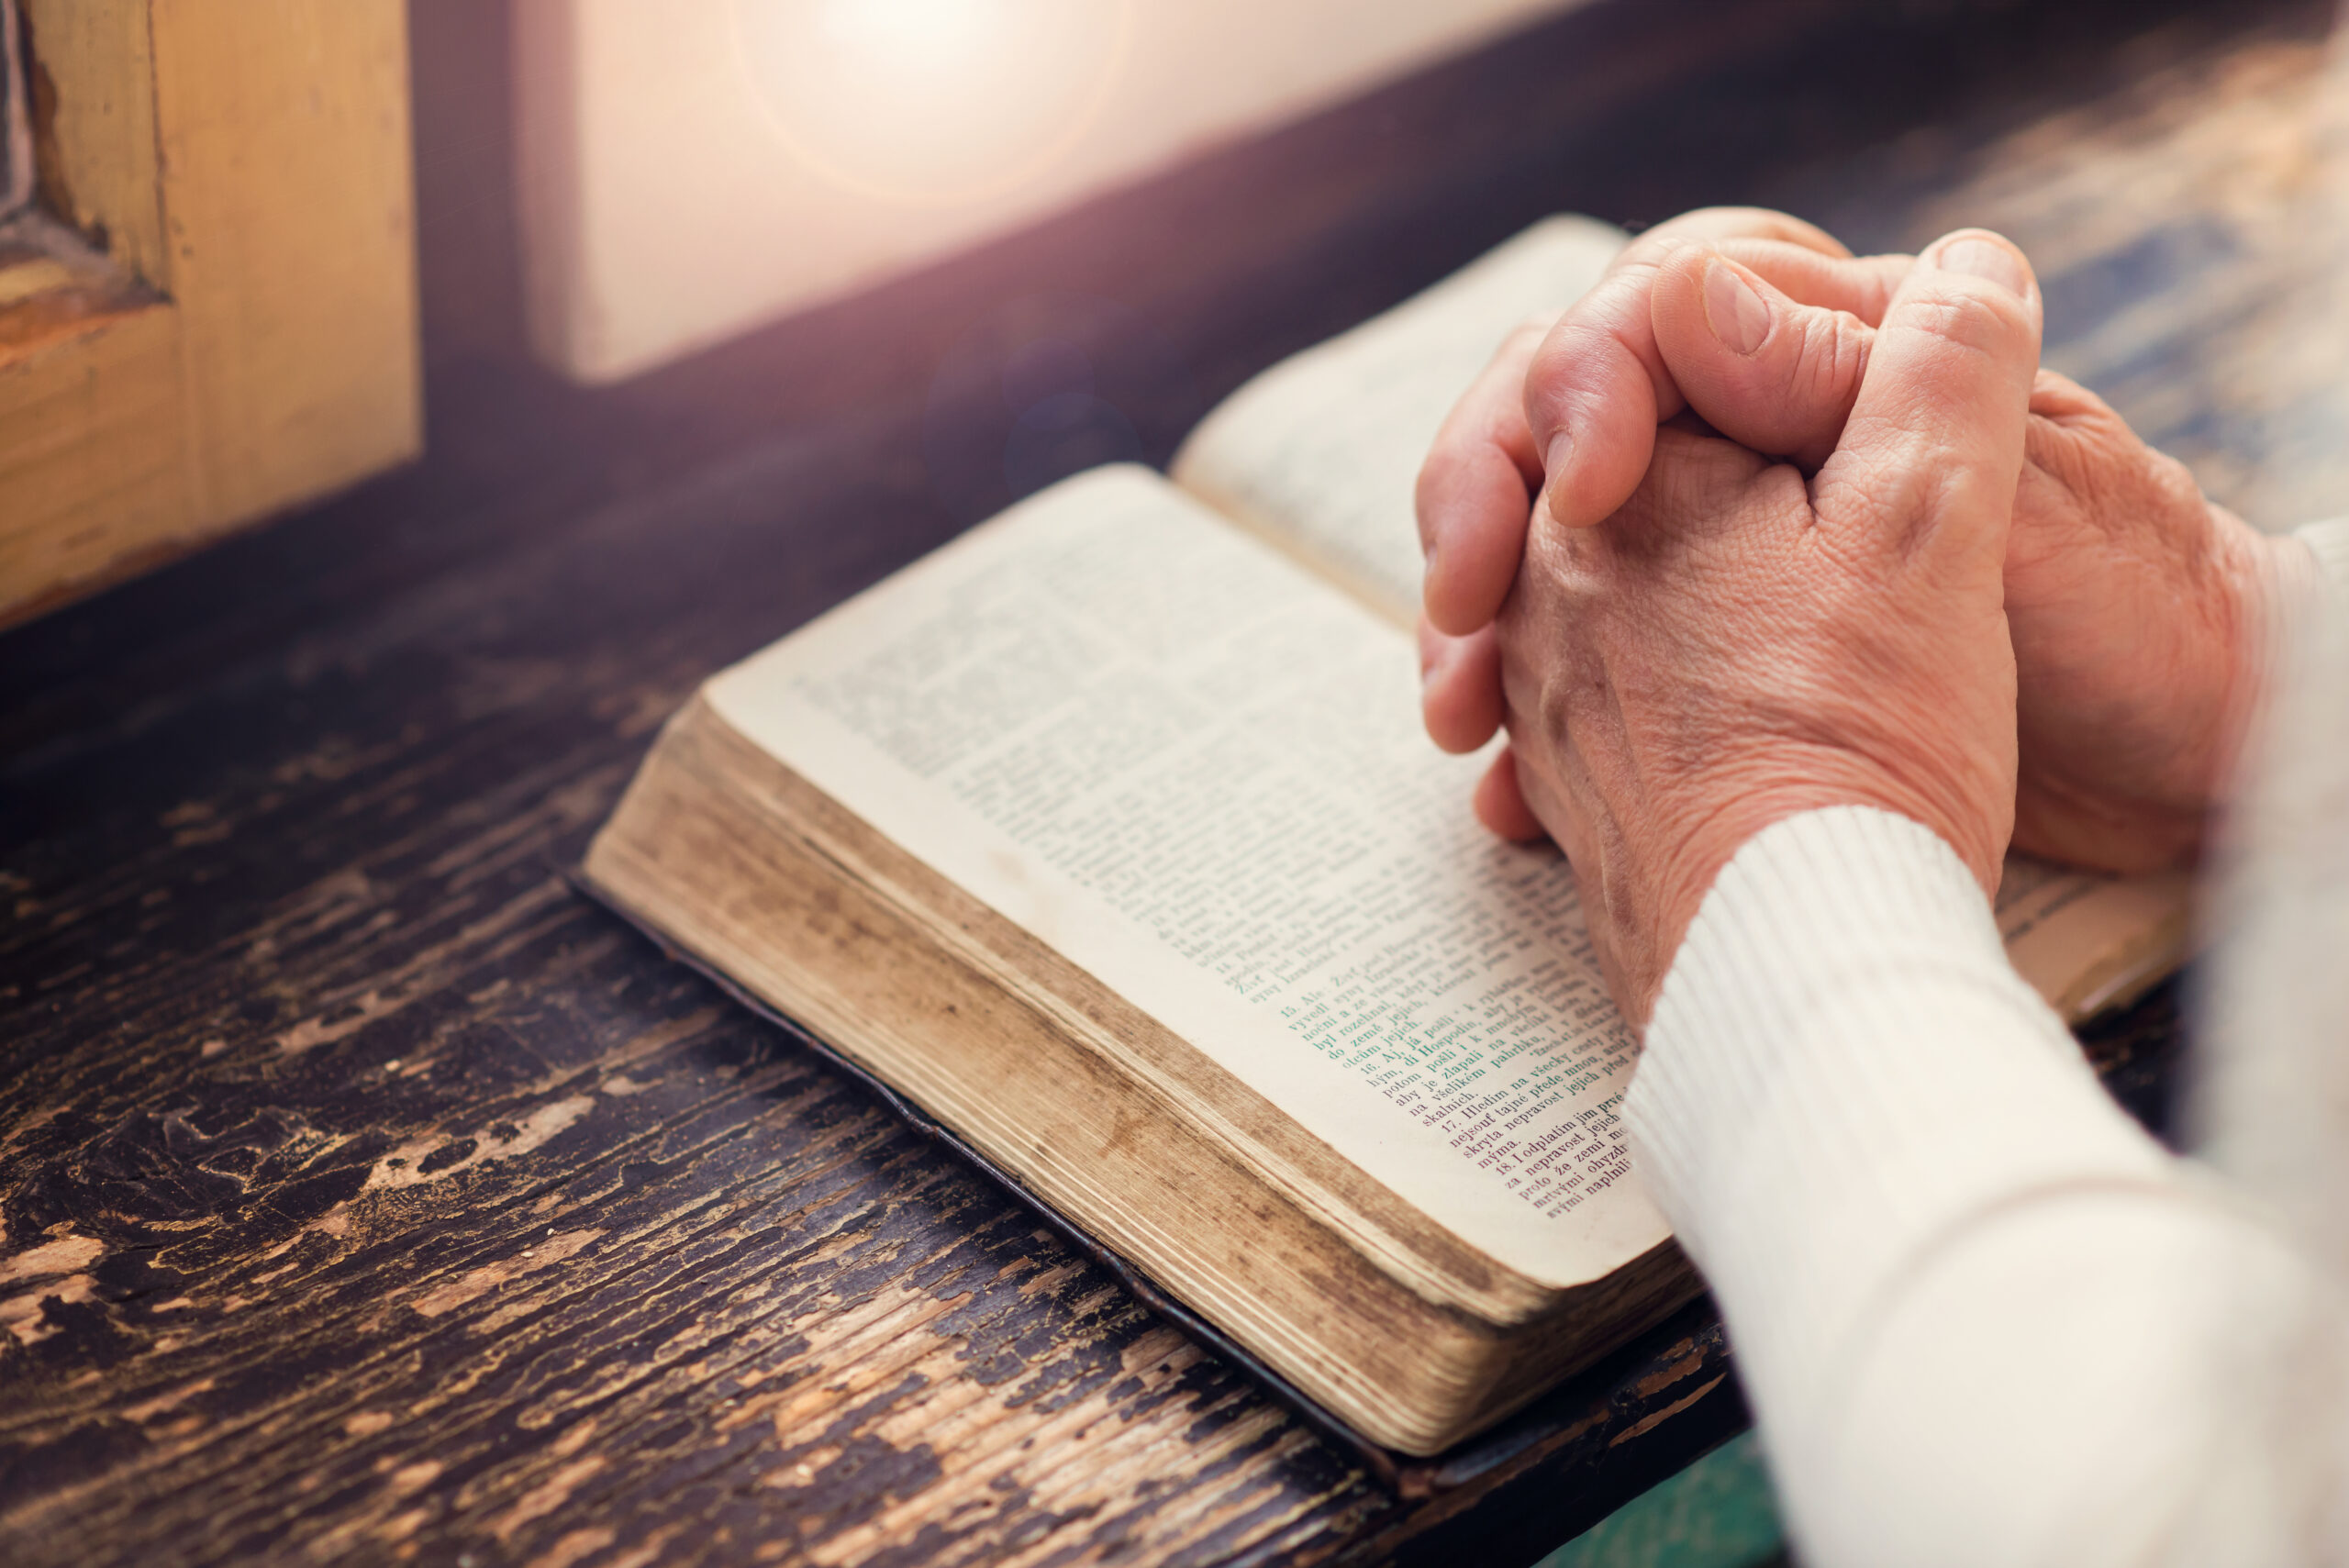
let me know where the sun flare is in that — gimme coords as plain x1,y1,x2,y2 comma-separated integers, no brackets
732,0,1134,206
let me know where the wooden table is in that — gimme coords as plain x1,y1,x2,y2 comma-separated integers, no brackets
5,1,2342,1562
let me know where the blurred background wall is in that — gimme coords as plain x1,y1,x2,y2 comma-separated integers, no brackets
511,0,1593,381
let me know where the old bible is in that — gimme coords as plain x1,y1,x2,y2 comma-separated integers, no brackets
584,217,2192,1457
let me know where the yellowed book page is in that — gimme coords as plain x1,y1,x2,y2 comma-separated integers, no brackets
707,464,1668,1289
1997,855,2193,1022
1170,215,1627,625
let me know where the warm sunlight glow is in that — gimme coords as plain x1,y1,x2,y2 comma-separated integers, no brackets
815,0,999,73
732,0,1132,205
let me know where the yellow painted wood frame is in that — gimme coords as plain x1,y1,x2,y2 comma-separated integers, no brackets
0,0,420,627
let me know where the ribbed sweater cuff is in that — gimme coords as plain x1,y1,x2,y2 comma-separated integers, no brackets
1627,806,2173,1443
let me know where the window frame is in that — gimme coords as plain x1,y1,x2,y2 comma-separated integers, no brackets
0,0,420,628
0,0,32,222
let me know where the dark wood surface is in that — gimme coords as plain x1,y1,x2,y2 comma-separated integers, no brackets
4,1,2343,1563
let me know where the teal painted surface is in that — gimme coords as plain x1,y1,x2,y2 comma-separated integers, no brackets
1534,1432,1784,1568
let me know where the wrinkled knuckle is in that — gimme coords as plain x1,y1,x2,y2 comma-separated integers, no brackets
1816,462,1917,539
1795,309,1869,406
1529,335,1636,436
1896,284,2032,365
1747,460,1812,517
1695,439,1768,500
1520,508,1582,578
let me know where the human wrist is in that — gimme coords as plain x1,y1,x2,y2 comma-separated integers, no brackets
1636,758,2010,1026
2208,513,2320,811
1630,805,2174,1473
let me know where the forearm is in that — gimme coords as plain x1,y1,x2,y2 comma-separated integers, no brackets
1629,806,2345,1567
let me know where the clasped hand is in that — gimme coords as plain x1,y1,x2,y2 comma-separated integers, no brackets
1416,208,2314,1024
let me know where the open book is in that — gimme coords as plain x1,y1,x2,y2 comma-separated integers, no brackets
584,217,2192,1458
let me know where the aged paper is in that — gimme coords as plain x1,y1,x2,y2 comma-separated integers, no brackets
710,466,1668,1286
1171,215,1627,624
1997,855,2193,1020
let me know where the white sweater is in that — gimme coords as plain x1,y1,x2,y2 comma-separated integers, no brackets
1631,520,2349,1568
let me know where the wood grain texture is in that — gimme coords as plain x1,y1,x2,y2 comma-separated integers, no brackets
0,286,192,606
149,0,422,531
1,0,2340,1563
0,0,421,626
584,697,1702,1458
1766,12,2349,536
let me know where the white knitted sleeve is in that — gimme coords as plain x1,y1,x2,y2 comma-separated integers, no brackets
2298,517,2349,594
1628,806,2343,1568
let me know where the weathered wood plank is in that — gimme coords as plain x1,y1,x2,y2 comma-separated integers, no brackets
1767,12,2349,532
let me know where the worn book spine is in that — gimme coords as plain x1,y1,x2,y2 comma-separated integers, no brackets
577,864,1661,1496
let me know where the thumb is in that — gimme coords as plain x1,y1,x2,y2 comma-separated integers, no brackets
1814,228,2042,561
1649,248,1875,469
